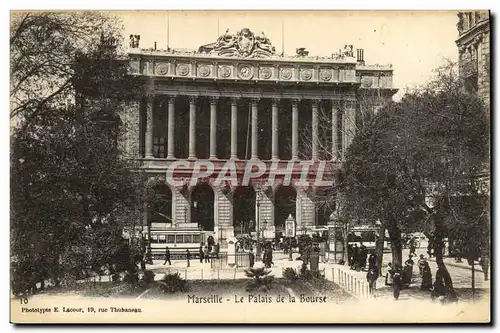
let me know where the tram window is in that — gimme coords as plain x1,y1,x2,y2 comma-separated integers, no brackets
193,234,201,244
150,235,158,243
159,235,166,244
184,235,193,243
175,235,184,243
167,235,175,243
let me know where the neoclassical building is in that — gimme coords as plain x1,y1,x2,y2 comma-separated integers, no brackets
456,10,490,105
122,29,397,249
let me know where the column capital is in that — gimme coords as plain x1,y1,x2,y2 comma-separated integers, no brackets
166,95,176,104
250,97,260,106
189,96,198,104
271,98,280,107
291,99,301,107
311,99,321,107
230,97,240,106
209,96,219,105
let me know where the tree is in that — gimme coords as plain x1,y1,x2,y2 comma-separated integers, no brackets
10,11,147,294
10,11,121,132
340,61,489,298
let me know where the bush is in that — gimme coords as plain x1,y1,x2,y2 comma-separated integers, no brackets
244,267,274,292
300,268,324,282
158,272,188,293
123,269,139,285
142,270,155,284
283,267,298,283
111,273,121,282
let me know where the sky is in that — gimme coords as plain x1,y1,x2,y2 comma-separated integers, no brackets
118,10,460,101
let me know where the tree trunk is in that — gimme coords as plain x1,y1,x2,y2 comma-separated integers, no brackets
388,225,402,267
434,236,458,301
376,224,385,276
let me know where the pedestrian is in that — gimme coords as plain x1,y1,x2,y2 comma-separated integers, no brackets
215,243,220,259
403,255,414,286
359,242,368,270
480,249,489,281
420,261,432,290
352,244,359,269
268,247,274,267
368,252,378,270
366,267,379,295
385,262,394,286
262,247,268,267
199,243,204,263
347,244,353,267
417,254,427,276
249,248,255,268
186,249,191,267
409,237,417,257
163,246,171,266
204,245,210,263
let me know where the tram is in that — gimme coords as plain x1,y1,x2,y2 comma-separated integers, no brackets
145,223,206,260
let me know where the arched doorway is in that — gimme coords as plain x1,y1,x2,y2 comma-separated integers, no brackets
191,184,214,231
148,184,173,224
274,186,297,231
233,186,256,235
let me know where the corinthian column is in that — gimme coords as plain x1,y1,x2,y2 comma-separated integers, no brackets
292,99,299,160
145,95,154,158
312,99,319,161
251,98,259,160
230,98,238,160
209,96,218,160
167,96,175,159
188,96,197,160
271,99,279,160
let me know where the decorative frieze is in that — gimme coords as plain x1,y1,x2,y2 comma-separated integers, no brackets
132,56,393,88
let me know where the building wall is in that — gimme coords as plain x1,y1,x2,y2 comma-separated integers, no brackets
456,11,490,105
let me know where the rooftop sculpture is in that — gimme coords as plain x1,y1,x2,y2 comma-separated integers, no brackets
198,28,276,58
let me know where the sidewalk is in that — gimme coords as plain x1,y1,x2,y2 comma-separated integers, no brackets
427,257,487,272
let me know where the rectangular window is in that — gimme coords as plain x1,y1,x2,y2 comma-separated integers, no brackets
150,234,158,243
153,137,167,158
175,235,184,243
167,235,175,244
184,235,193,243
193,234,201,244
159,234,166,244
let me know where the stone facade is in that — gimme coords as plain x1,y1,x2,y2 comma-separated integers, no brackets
456,11,490,105
125,28,398,249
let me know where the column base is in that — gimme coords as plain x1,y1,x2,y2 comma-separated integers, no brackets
271,156,279,161
188,155,197,160
166,154,175,160
145,154,154,159
209,155,217,160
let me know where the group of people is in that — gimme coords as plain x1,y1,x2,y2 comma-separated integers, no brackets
384,253,433,300
347,243,369,271
160,242,220,268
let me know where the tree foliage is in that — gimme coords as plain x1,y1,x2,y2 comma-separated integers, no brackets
10,11,147,295
340,61,489,295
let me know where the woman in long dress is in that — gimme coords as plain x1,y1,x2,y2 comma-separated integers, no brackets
420,261,433,290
